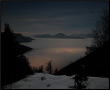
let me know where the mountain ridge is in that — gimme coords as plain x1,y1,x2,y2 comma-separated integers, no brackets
34,33,93,39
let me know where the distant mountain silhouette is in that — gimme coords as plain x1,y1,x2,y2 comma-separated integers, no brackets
14,33,34,43
55,40,109,78
34,33,93,39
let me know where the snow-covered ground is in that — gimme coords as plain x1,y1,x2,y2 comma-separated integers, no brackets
7,73,109,89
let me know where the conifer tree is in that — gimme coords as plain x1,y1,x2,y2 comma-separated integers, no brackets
86,10,109,55
46,60,52,74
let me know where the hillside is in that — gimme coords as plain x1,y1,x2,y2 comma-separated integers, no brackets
55,41,109,77
17,44,33,54
14,33,34,43
3,73,109,89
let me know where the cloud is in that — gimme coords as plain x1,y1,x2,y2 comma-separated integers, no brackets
1,1,108,35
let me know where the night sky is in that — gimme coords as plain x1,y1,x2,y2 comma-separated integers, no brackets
1,1,109,36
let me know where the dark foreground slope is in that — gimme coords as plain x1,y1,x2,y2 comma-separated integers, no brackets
55,41,109,77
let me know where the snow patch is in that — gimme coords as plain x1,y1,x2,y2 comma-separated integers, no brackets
8,73,109,89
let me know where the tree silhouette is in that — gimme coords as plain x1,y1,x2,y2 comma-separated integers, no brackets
74,65,88,89
38,65,44,73
1,24,34,88
32,66,39,73
54,68,58,74
32,65,44,73
46,60,52,74
86,10,109,54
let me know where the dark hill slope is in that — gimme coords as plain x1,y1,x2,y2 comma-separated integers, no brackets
55,41,109,77
14,33,34,43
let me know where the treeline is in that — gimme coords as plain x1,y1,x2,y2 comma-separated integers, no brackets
1,24,34,88
32,60,58,74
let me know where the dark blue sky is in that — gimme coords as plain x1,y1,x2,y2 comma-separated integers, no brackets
1,1,109,36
